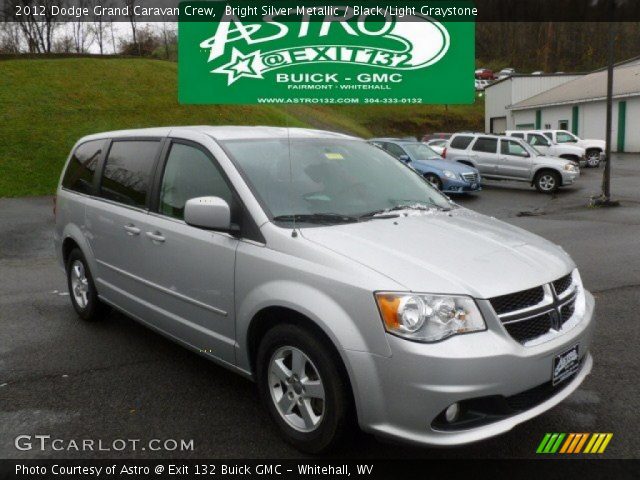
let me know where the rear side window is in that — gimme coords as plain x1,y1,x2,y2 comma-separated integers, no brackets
449,136,474,149
510,132,525,139
100,140,160,208
472,137,498,153
62,140,104,194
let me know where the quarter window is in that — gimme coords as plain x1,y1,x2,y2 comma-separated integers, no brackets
449,135,474,149
472,137,498,154
100,140,160,208
62,140,104,194
159,143,233,220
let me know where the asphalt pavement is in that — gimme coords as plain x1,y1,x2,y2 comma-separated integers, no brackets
1,154,639,459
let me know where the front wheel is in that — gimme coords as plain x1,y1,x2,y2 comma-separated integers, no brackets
256,324,351,454
424,173,443,190
534,171,561,194
586,149,601,168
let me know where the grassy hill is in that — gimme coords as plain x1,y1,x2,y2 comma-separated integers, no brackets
0,58,483,197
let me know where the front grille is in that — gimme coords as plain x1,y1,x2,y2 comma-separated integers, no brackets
491,273,579,345
553,273,573,295
503,313,552,343
489,286,545,315
560,299,576,325
461,172,479,183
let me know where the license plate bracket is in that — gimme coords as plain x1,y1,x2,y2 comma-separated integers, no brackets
552,344,580,386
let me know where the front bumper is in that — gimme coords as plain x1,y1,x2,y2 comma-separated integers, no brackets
346,290,595,447
442,178,482,194
561,169,580,185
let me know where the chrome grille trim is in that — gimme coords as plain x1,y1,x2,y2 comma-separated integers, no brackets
490,272,580,345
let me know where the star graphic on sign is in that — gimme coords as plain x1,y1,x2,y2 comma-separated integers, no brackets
212,48,263,85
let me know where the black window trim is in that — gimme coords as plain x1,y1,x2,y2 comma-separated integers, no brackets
96,136,166,211
150,137,265,244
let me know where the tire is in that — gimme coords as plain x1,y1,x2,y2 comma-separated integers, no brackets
66,248,108,321
256,324,351,454
534,170,561,194
586,149,601,168
424,173,443,190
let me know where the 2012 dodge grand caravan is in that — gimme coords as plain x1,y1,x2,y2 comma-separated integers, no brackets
55,126,595,453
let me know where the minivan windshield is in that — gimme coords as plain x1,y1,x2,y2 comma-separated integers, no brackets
221,138,452,223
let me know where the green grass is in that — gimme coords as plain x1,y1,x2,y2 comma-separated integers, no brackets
0,58,483,197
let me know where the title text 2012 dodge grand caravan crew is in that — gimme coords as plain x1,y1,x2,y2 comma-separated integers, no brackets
55,127,595,453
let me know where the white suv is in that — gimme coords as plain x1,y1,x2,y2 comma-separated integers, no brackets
505,130,586,166
541,130,605,168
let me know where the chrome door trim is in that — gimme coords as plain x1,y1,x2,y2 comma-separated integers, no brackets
96,259,228,317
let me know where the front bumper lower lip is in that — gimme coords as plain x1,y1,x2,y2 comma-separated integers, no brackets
368,353,593,447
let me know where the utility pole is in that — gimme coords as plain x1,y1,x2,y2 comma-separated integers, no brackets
592,0,622,207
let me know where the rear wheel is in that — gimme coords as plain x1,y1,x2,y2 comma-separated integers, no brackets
586,149,601,168
256,324,351,454
534,170,560,194
424,173,443,190
66,248,108,321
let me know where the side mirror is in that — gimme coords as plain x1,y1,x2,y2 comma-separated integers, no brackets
184,196,236,232
399,154,410,163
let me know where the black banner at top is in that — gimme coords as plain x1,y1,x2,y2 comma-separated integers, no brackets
1,0,640,22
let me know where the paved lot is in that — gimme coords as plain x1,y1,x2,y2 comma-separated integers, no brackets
1,155,639,459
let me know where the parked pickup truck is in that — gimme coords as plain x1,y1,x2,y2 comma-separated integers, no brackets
541,130,605,168
444,133,580,193
505,130,586,166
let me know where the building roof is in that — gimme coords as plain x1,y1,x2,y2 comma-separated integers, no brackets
484,72,585,90
510,63,640,110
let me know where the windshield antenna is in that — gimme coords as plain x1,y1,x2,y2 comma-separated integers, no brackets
286,115,297,237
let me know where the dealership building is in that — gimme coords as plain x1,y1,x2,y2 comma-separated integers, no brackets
485,57,640,152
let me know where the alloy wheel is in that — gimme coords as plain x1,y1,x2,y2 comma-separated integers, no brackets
268,346,326,432
538,174,556,192
70,260,90,309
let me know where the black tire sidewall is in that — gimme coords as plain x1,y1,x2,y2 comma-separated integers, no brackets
66,249,102,321
256,324,350,454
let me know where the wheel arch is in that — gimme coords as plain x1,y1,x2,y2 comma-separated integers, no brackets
61,224,99,281
531,167,561,186
245,305,359,422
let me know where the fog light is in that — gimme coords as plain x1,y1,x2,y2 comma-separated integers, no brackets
445,403,460,423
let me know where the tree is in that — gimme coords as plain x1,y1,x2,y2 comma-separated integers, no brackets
124,0,140,55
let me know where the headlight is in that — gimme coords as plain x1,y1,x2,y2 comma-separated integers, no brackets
375,293,486,342
443,170,457,179
564,164,578,172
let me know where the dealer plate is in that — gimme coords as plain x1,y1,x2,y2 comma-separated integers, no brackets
552,344,580,386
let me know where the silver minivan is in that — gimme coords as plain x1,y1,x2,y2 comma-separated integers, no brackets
55,127,595,453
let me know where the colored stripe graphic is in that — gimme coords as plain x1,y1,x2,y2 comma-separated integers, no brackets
537,433,613,454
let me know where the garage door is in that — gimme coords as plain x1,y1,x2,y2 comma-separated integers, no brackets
490,117,507,134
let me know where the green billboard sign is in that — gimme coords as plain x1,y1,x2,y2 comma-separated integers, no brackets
178,2,475,104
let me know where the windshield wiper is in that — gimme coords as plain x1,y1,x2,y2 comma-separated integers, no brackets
272,213,359,224
359,203,451,220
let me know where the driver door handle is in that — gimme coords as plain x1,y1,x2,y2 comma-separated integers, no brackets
146,231,166,243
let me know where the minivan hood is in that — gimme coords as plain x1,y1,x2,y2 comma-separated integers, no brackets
300,209,573,299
